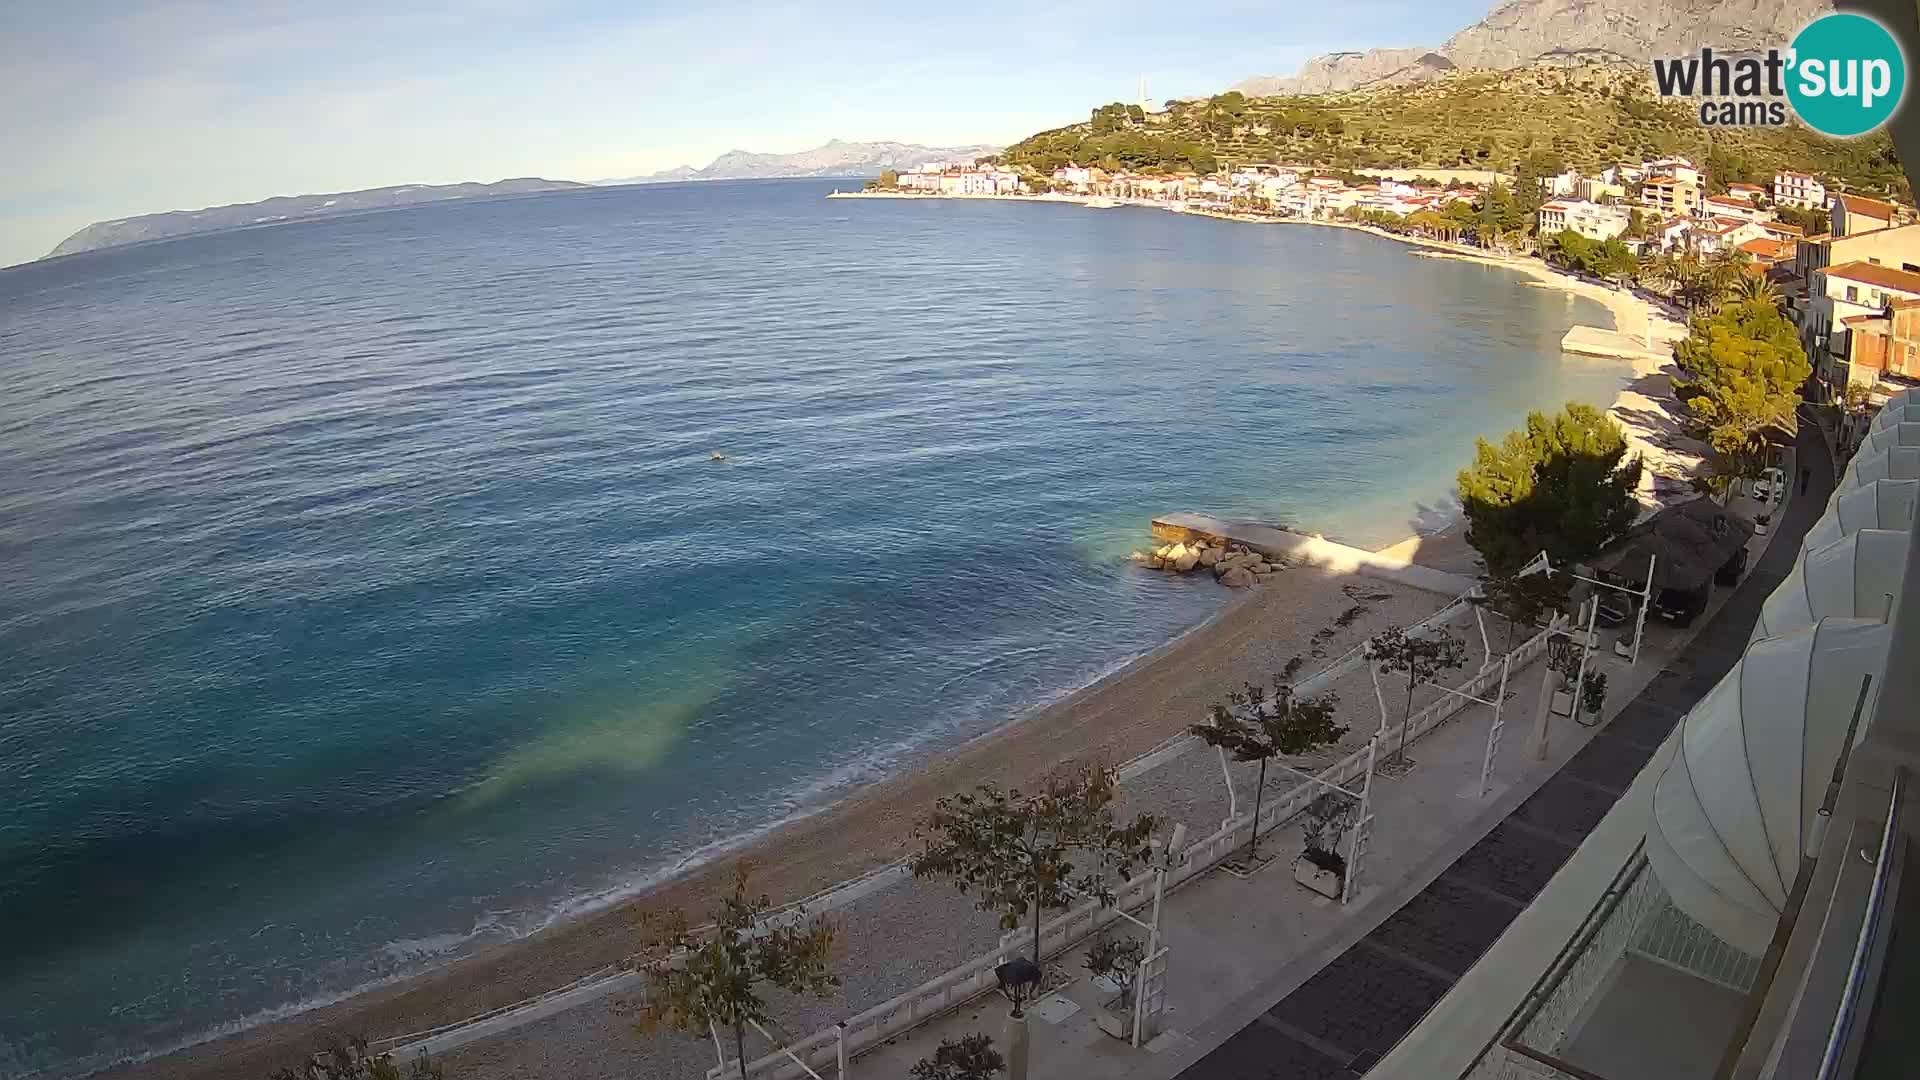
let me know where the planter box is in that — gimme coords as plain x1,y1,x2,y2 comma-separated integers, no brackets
1294,854,1344,899
1614,636,1634,659
1551,689,1574,717
1093,995,1134,1041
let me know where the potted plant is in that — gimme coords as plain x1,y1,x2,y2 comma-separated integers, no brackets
912,1033,1006,1080
1548,642,1579,718
1580,670,1609,723
1613,625,1635,660
1293,792,1355,899
1755,513,1772,537
1082,935,1147,1040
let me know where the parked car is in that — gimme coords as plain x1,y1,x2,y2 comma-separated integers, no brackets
1752,466,1785,503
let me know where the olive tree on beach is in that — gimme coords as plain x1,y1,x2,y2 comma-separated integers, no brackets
633,864,839,1077
1187,679,1343,862
1368,625,1470,766
1472,570,1564,655
910,765,1158,968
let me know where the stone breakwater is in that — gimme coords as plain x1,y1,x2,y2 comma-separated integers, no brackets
1130,539,1276,588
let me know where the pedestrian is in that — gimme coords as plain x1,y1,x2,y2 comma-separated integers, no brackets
1800,466,1810,495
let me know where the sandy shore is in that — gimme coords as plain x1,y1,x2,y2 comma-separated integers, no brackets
109,563,1448,1080
107,202,1688,1080
1406,247,1700,507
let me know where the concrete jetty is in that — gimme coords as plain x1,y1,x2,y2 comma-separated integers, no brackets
1562,323,1664,363
1150,513,1475,596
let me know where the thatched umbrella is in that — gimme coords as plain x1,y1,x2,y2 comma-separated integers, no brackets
1591,496,1755,594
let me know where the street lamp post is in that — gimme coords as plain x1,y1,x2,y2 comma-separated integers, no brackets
995,958,1043,1080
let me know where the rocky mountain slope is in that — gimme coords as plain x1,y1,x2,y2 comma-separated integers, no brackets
48,178,587,259
608,139,1000,184
1003,63,1904,198
1234,0,1833,95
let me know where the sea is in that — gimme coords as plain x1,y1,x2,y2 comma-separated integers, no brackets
0,179,1624,1076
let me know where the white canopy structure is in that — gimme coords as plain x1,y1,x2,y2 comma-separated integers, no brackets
1751,530,1909,641
1859,421,1920,455
1647,619,1890,954
1804,479,1920,550
1836,444,1920,493
1868,390,1920,430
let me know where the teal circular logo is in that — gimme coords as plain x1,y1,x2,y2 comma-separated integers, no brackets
1787,13,1906,137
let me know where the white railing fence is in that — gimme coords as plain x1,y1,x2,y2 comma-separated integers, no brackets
728,623,1561,1080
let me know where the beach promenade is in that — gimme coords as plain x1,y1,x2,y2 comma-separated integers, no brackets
847,425,1823,1080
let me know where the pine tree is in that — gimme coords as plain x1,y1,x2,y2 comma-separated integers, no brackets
1457,403,1644,575
1671,298,1811,475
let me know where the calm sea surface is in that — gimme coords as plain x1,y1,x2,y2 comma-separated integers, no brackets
0,179,1623,1074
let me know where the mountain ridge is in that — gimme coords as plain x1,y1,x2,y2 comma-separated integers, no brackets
46,178,588,260
1233,0,1834,95
606,139,1000,184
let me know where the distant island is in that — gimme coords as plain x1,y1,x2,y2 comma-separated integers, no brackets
604,139,1001,185
46,178,589,259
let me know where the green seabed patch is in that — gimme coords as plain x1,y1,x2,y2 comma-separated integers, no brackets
454,668,731,812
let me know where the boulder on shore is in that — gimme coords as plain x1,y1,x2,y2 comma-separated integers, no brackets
1220,566,1255,588
1198,548,1221,567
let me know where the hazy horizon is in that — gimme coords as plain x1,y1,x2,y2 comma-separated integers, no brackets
0,0,1495,268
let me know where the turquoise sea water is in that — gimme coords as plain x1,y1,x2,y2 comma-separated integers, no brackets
0,179,1623,1075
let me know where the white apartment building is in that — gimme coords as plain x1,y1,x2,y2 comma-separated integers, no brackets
1775,170,1828,209
1702,194,1766,223
1645,156,1702,185
1537,199,1631,241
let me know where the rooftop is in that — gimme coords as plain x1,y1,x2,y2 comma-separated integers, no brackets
1826,260,1920,293
1835,192,1898,218
1738,237,1795,260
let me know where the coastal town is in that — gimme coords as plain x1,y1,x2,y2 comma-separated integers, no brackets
862,155,1920,409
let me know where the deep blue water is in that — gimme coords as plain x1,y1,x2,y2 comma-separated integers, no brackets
0,179,1623,1075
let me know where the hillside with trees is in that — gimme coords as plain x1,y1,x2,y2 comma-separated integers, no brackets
999,64,1905,200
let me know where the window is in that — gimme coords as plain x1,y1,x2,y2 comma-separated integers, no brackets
1847,285,1860,302
1870,257,1884,265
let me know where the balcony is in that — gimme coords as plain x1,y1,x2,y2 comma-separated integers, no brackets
1465,849,1760,1080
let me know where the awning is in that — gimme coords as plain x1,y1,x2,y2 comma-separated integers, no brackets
1752,530,1908,640
1805,479,1920,549
1860,422,1920,456
1837,444,1920,493
1869,389,1920,430
1647,619,1890,954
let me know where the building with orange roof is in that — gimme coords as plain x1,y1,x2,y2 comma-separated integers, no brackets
1641,174,1703,217
1833,298,1920,398
1831,192,1898,237
1808,260,1920,397
1738,237,1795,263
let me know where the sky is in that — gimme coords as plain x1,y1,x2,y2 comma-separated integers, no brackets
0,0,1493,268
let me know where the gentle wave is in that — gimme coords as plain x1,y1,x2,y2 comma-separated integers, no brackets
0,179,1626,1074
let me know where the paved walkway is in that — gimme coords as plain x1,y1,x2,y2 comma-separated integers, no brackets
1162,421,1831,1079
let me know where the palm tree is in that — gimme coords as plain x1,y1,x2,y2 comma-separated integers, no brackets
1733,272,1779,305
1638,251,1676,296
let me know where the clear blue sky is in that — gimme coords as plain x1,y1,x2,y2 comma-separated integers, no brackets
0,0,1491,267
